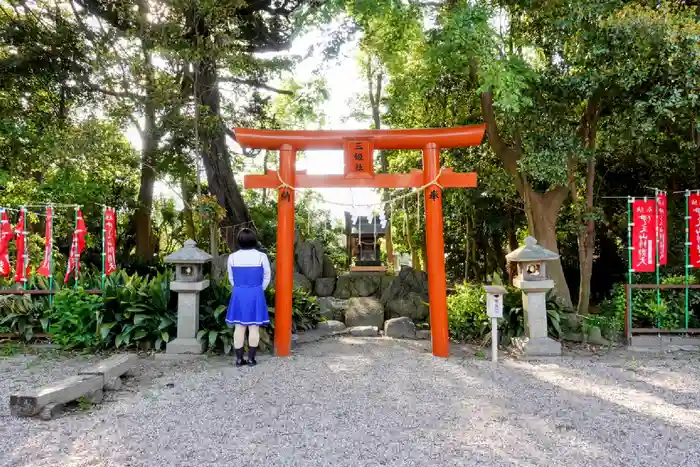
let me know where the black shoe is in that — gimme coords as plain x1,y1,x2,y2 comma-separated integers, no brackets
235,347,247,367
248,346,257,366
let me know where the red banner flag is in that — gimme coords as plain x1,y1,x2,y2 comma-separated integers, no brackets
64,209,87,283
37,207,53,277
632,199,656,272
13,209,29,283
689,194,700,268
104,208,117,276
656,192,667,266
0,210,13,277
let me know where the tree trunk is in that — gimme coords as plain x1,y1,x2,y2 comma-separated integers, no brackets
209,220,219,275
523,186,573,309
195,46,250,227
133,0,157,262
344,212,353,268
403,197,421,271
479,85,574,306
576,94,601,315
133,91,157,262
367,56,394,268
134,157,156,261
492,229,505,279
181,177,196,240
507,212,519,283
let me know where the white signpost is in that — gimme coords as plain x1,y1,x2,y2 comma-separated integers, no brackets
484,285,506,363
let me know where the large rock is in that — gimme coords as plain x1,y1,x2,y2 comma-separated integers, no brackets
562,312,583,333
334,274,381,299
315,277,336,297
317,320,346,332
380,275,395,295
349,326,379,337
385,292,429,322
293,273,312,293
318,297,349,321
296,240,325,281
345,297,385,328
321,255,337,278
584,326,610,346
380,266,429,304
384,317,416,338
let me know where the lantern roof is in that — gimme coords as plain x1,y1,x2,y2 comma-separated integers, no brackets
165,240,213,264
505,236,559,263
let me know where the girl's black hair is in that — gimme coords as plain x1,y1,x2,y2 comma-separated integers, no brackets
237,228,258,250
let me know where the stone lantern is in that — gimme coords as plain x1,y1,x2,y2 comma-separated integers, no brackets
505,236,561,357
164,240,212,355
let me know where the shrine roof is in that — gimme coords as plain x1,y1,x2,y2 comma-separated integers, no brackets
346,214,386,235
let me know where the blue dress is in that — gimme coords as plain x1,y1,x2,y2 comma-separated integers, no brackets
225,260,270,326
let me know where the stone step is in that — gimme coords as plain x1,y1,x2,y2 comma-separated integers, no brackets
10,375,103,417
78,354,139,388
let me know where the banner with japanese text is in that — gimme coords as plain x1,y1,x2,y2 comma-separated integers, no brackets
689,194,700,267
632,199,656,272
656,192,667,266
13,209,28,283
0,210,13,277
104,208,117,276
37,207,53,277
64,209,87,282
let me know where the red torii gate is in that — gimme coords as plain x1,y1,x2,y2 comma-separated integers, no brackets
237,125,486,358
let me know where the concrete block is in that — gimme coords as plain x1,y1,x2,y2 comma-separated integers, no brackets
10,375,103,417
631,335,700,348
79,354,137,383
170,280,210,293
166,337,206,354
39,402,64,421
176,294,201,339
104,377,122,391
83,389,104,404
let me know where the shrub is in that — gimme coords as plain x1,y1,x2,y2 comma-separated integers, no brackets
600,275,700,333
47,289,105,349
0,294,48,341
446,284,490,342
447,283,562,345
100,271,176,350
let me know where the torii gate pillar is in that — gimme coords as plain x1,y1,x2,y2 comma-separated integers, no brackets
237,125,486,358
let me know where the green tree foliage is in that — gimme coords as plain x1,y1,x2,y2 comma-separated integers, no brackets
338,0,700,314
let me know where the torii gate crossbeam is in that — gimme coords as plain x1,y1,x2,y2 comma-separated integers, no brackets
237,125,486,358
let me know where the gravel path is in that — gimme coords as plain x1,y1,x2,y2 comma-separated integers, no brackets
2,338,700,467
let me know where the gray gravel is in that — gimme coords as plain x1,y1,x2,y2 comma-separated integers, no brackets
2,338,700,467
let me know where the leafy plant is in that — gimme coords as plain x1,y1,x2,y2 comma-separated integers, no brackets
101,271,175,350
600,276,699,334
447,283,562,345
0,294,48,341
446,284,490,342
197,304,234,354
47,289,105,349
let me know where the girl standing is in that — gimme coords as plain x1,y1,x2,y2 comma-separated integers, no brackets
225,228,271,366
